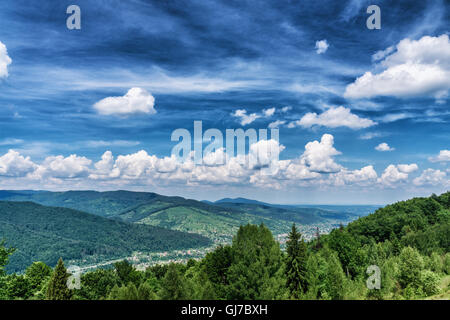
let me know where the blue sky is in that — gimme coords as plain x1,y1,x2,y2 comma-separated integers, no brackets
0,0,448,204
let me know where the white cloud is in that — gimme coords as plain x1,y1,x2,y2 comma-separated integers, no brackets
202,148,227,167
413,169,447,186
375,142,395,152
378,113,414,123
378,165,409,186
429,150,450,162
300,134,342,173
345,34,450,99
0,150,36,177
39,154,92,179
112,150,157,179
281,106,292,113
93,88,156,116
0,41,12,78
377,163,418,187
268,120,286,129
293,106,376,129
90,151,115,179
331,165,378,186
315,39,329,54
0,137,440,192
263,107,276,117
359,132,387,140
397,164,418,173
248,139,285,169
232,107,277,126
232,109,261,126
372,46,394,62
0,138,24,146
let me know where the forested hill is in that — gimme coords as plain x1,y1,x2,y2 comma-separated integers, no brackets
0,201,211,273
0,190,165,218
0,190,352,242
318,192,449,280
346,192,449,251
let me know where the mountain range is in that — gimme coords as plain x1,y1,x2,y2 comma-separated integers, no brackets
0,190,377,272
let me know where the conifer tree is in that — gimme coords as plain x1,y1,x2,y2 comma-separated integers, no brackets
159,263,187,300
46,258,72,300
285,224,308,298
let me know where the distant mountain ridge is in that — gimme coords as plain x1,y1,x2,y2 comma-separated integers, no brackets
214,197,273,206
0,201,211,272
0,190,375,247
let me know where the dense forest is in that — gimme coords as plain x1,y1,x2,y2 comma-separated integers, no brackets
0,192,449,300
0,201,211,272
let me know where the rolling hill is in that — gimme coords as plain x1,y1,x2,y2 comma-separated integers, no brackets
0,190,374,244
116,200,293,242
0,201,211,273
212,198,378,223
0,191,323,241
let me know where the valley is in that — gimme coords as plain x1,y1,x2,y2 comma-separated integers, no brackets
0,190,377,272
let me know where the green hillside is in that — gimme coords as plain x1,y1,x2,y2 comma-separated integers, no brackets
315,192,450,283
214,201,332,224
117,202,292,242
0,190,163,218
345,192,450,252
0,191,321,241
0,201,211,273
0,190,371,243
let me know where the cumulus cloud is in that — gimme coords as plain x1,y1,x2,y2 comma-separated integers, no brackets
248,139,285,170
315,39,329,54
429,150,450,162
0,137,438,192
345,34,450,99
377,163,418,186
375,142,395,152
397,164,418,173
0,150,36,177
292,106,376,129
413,169,447,186
300,134,342,173
331,165,378,186
38,154,92,179
0,41,12,78
93,88,156,116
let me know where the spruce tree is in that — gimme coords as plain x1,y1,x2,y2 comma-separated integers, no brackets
159,263,187,300
285,224,308,298
46,258,72,300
